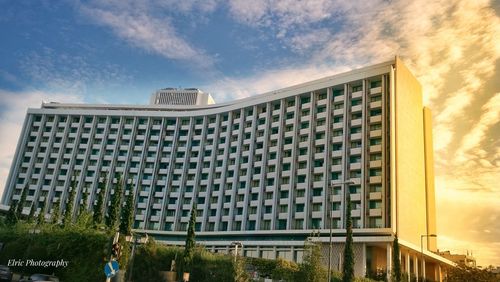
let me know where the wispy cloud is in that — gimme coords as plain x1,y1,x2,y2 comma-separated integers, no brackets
19,47,132,94
0,90,83,199
77,0,215,68
455,93,500,162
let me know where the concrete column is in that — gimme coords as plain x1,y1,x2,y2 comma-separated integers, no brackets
406,252,411,282
386,243,392,281
414,255,419,282
422,258,426,281
438,265,442,282
362,243,367,277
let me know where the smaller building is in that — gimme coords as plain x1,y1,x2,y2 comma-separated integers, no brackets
438,250,476,267
150,88,215,106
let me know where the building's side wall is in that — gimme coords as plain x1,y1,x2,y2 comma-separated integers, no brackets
423,107,437,251
394,57,427,247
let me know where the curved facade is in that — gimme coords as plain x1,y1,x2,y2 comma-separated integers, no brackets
2,58,451,279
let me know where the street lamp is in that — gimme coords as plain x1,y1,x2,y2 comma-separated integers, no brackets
328,180,354,282
420,234,437,282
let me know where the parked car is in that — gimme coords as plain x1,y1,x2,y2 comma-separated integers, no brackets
19,273,59,282
0,265,12,282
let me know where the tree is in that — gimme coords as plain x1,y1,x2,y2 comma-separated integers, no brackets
63,174,77,227
297,236,327,282
106,173,123,230
119,178,135,235
445,264,499,282
16,185,28,219
342,193,354,282
183,203,197,272
392,235,402,282
93,172,107,226
51,199,61,225
37,200,47,225
5,200,18,226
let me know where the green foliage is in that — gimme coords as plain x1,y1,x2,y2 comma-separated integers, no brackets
37,200,47,225
79,184,89,216
183,203,197,272
51,199,60,225
246,257,277,278
16,185,28,219
445,264,499,282
392,235,401,282
27,203,36,223
93,172,107,226
0,224,111,282
271,258,299,281
5,200,18,226
106,173,123,230
131,240,183,282
132,241,248,282
297,241,327,282
343,194,355,282
119,179,134,235
63,175,77,227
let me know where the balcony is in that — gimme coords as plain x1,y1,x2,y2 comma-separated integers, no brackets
370,86,382,95
370,115,382,123
370,101,382,109
369,176,382,183
369,209,382,217
370,129,382,138
370,145,382,153
369,192,382,200
352,91,363,99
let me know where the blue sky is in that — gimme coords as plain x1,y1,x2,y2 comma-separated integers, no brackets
1,0,499,266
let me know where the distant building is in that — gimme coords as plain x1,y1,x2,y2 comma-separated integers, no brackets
438,251,476,267
2,57,454,281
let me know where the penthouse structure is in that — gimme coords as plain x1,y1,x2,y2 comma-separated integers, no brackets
2,57,453,280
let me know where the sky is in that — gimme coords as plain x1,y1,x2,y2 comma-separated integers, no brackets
0,0,499,267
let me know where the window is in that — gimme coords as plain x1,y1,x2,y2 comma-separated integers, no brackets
296,204,304,212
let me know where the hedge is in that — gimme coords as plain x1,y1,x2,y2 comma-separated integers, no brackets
0,224,115,282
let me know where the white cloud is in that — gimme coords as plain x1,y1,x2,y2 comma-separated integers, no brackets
455,93,500,162
78,1,214,68
0,90,83,201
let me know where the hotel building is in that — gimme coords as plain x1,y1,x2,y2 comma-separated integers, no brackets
2,57,453,280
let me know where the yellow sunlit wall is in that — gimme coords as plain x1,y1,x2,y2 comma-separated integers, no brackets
393,57,428,247
424,107,437,251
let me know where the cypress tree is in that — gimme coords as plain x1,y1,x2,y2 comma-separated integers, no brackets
392,235,402,282
342,193,354,282
93,172,107,226
63,175,77,227
119,178,135,235
37,200,47,225
79,184,89,216
51,199,60,225
106,173,123,230
183,203,197,272
5,200,18,226
16,186,28,220
27,202,36,223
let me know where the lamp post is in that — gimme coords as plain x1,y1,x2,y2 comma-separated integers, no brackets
231,241,243,262
328,180,354,282
420,234,436,282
